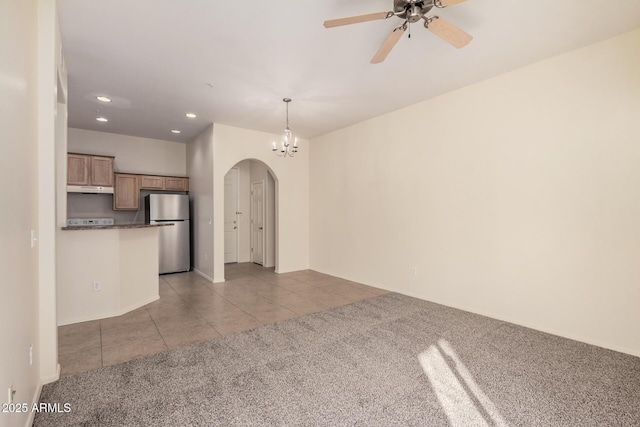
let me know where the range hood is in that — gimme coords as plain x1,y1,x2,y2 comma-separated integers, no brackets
67,185,114,194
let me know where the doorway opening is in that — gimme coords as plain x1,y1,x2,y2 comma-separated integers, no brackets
223,160,277,272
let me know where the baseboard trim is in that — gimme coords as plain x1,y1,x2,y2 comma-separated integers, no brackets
39,363,60,385
26,363,60,426
118,295,160,317
309,267,640,358
387,286,640,358
25,379,43,427
57,295,159,326
192,268,214,283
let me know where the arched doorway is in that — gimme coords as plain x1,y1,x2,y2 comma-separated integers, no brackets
223,159,277,276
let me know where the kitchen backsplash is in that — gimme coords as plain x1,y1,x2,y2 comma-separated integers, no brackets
67,190,187,225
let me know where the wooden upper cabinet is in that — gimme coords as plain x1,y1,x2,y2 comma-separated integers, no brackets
116,174,188,211
67,153,90,185
91,156,114,186
113,173,139,210
140,175,189,191
67,153,114,187
139,175,165,190
164,177,189,191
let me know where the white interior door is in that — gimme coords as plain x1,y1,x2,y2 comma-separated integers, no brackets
224,168,239,263
251,181,265,265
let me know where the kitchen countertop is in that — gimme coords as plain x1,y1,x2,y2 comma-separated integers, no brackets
61,223,174,231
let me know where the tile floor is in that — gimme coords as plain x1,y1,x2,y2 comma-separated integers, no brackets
58,263,389,377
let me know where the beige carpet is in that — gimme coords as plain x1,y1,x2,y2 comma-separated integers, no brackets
35,293,640,426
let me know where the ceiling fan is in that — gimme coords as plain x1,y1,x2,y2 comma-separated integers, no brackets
324,0,473,64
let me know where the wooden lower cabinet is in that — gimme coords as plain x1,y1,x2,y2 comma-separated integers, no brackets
113,174,140,210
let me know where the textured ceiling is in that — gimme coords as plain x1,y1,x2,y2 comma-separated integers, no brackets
57,0,640,143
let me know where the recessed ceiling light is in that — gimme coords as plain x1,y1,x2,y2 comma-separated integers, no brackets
185,113,197,118
171,129,181,134
96,96,112,103
96,117,108,122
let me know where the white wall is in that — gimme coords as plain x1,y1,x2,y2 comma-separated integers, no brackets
0,1,41,425
310,29,640,356
68,128,187,176
186,124,214,280
213,124,309,281
40,0,64,392
0,0,63,424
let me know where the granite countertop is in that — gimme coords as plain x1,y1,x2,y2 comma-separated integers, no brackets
61,223,174,231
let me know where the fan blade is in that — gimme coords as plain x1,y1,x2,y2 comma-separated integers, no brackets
439,0,468,6
324,12,390,28
427,17,472,48
371,26,406,64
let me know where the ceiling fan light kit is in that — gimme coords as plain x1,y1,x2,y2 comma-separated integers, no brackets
324,0,473,63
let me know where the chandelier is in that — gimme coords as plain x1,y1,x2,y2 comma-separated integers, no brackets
272,98,298,158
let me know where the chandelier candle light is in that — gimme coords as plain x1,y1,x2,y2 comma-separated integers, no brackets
272,98,298,158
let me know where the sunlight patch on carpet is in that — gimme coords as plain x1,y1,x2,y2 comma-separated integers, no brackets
420,339,509,427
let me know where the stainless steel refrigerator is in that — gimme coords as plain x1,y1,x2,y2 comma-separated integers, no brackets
145,194,190,274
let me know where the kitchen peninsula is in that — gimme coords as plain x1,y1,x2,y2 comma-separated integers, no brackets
57,217,173,326
59,139,190,326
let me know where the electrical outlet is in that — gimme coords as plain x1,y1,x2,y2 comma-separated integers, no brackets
92,281,101,291
29,345,33,366
30,230,37,248
412,266,417,276
7,385,15,404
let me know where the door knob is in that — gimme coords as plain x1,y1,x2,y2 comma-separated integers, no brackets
259,227,263,230
233,226,237,229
